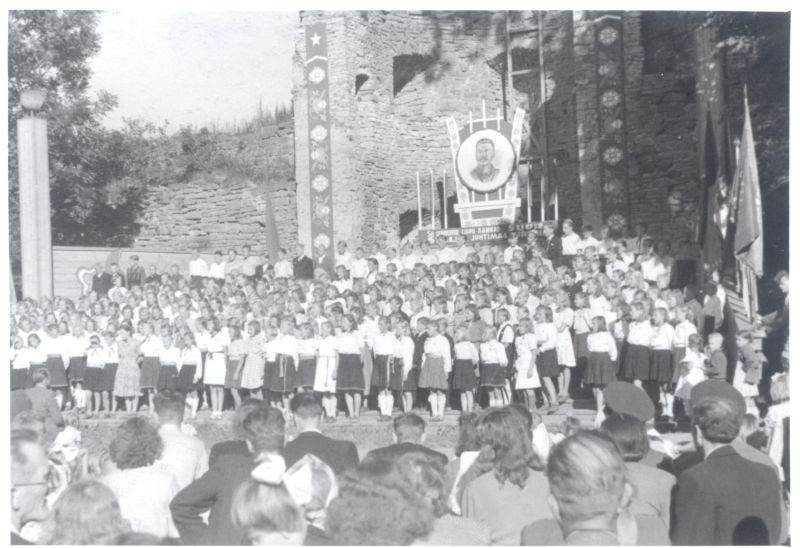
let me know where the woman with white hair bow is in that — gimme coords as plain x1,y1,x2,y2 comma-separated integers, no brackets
231,453,338,546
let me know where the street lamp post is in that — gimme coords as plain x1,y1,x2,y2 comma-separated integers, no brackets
18,88,53,300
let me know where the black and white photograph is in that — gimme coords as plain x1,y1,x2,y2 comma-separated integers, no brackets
6,5,793,546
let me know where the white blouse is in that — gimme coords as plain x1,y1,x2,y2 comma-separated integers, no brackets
587,332,619,362
650,324,675,351
159,346,181,365
479,340,508,366
372,332,397,356
140,336,164,358
86,347,106,368
315,336,338,359
393,336,416,375
573,308,593,334
626,320,653,346
454,341,480,363
104,342,119,363
672,320,697,348
534,323,558,351
65,334,90,357
336,332,362,355
424,334,452,373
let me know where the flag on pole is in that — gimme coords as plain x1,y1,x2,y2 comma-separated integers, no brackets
729,89,763,277
700,107,723,270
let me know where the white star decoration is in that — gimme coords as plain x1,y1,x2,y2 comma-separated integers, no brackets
310,33,321,46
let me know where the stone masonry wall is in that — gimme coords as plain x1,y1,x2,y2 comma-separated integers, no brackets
133,124,297,254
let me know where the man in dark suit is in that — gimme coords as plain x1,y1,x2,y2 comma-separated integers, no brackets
313,244,335,279
671,380,783,545
364,413,447,468
292,243,315,280
542,224,562,268
283,393,358,474
90,262,113,296
206,398,266,468
11,430,51,545
170,407,285,546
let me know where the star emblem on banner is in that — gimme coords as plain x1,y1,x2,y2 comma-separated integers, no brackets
310,33,321,46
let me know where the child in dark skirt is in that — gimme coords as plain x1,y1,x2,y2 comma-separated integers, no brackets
177,331,202,419
101,331,118,415
371,316,396,419
533,306,560,413
295,323,318,393
649,308,675,419
452,325,479,414
10,335,28,390
479,325,508,409
225,325,245,410
394,321,416,413
621,302,652,388
584,316,618,424
84,334,105,416
157,328,180,393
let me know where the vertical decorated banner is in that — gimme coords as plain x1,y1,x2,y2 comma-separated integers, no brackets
304,23,334,264
592,13,631,226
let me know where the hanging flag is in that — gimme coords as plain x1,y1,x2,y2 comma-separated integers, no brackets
729,90,763,277
700,107,722,270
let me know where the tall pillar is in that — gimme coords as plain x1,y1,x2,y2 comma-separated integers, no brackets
17,115,53,300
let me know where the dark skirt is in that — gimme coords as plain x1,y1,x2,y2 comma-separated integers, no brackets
371,355,392,390
140,357,160,389
100,363,118,392
11,368,28,390
419,356,448,390
269,355,296,394
621,344,650,380
402,366,418,392
650,349,673,384
45,355,68,388
536,349,560,378
389,358,405,392
583,352,616,386
225,358,241,389
83,366,104,391
574,332,590,360
175,364,198,392
479,362,505,387
295,357,317,390
68,356,87,383
263,360,275,392
336,353,364,391
452,358,478,391
671,346,686,384
157,364,179,390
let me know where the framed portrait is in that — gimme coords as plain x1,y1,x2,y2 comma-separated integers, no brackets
456,128,516,193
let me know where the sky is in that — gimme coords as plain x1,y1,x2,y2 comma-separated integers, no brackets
88,11,296,132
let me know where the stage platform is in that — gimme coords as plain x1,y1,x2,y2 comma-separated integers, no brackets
75,399,691,459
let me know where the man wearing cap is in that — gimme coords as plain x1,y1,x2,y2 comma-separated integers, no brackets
671,380,783,545
599,381,676,470
126,255,146,289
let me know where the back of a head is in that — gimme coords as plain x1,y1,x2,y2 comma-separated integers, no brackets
11,429,44,482
393,413,426,444
600,414,649,462
11,412,46,441
477,407,539,486
547,431,627,523
455,412,481,456
243,407,286,455
326,458,434,545
692,397,742,444
231,479,306,545
44,480,131,545
232,398,270,439
290,392,324,422
153,390,185,424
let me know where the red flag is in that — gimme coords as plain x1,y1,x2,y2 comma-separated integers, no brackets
729,91,763,277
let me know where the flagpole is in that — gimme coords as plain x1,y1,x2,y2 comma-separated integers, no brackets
537,10,550,222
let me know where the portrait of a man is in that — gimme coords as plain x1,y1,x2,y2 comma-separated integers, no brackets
470,137,500,183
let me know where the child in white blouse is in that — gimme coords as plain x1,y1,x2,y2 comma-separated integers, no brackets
584,316,618,422
480,325,509,409
394,322,416,413
372,316,397,419
313,321,339,421
421,322,452,421
453,325,480,414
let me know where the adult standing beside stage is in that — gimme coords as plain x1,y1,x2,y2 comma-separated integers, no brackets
91,263,113,297
335,240,353,273
126,256,146,289
188,249,208,289
293,244,314,280
240,245,260,282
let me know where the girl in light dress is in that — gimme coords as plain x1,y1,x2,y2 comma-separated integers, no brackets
205,318,230,419
674,334,706,406
452,325,480,414
313,321,339,420
420,321,452,421
225,325,245,409
671,305,697,385
513,317,540,413
238,320,266,401
732,330,763,416
102,331,119,414
584,316,618,423
554,291,576,403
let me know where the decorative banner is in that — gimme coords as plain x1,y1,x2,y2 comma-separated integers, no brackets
446,103,524,227
593,13,631,223
304,23,334,264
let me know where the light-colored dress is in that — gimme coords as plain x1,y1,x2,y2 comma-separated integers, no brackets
514,333,540,390
102,465,179,538
113,338,141,398
555,308,576,367
203,330,229,385
313,336,338,393
239,335,265,390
